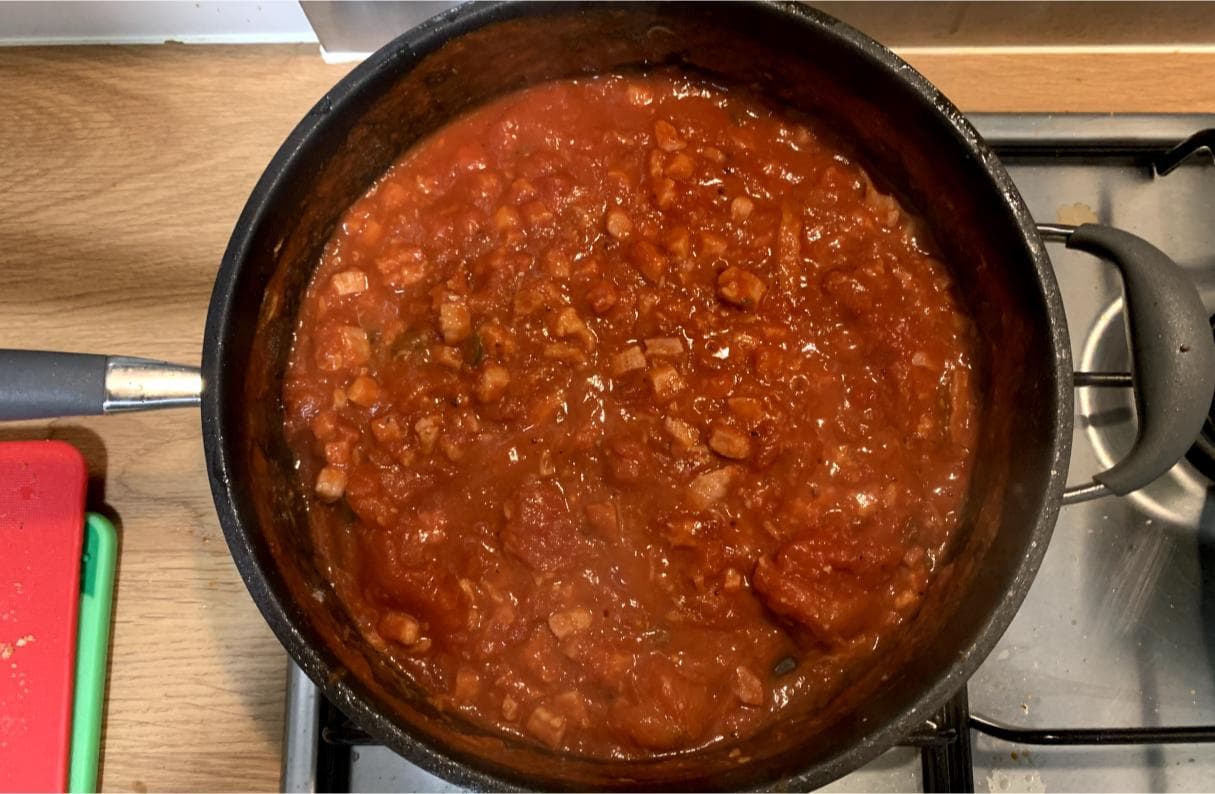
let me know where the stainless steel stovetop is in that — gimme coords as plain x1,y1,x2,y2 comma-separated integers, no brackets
282,114,1215,793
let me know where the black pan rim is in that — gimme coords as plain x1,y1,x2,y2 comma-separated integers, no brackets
201,1,1073,789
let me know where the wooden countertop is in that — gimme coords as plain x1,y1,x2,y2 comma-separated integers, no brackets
1,43,1213,792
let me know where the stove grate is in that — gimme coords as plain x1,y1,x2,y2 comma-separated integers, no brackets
314,684,1215,794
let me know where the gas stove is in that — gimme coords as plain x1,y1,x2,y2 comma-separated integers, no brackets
281,114,1215,793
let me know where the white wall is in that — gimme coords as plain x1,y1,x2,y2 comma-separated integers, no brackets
0,1,317,46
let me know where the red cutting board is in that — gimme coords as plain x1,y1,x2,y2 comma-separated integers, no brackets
0,441,87,793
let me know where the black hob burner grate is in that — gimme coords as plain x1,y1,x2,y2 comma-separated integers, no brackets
311,684,1215,793
285,114,1215,793
915,688,1215,792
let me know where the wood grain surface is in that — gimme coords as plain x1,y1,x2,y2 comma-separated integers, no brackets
0,44,352,793
0,42,1211,792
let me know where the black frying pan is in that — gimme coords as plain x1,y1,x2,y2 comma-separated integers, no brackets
3,3,1213,789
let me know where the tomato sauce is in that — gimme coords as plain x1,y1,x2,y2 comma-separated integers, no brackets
283,72,979,758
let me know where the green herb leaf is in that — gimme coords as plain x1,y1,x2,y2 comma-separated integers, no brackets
462,333,484,366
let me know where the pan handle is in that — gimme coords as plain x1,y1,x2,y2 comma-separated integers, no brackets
0,350,202,421
1037,224,1215,505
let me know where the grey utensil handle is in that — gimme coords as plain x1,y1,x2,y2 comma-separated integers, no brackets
1041,224,1215,504
0,350,203,421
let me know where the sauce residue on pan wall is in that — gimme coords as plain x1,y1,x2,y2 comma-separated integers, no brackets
283,71,979,758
